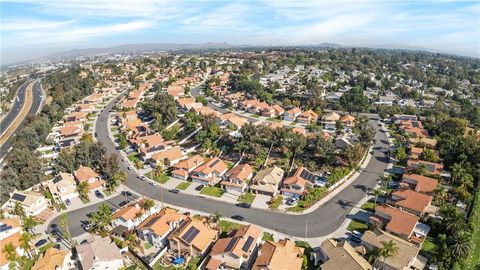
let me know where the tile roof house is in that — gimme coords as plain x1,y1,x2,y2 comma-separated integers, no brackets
136,208,186,249
74,166,104,190
408,137,437,149
283,107,302,122
31,248,73,270
63,111,87,123
361,230,426,270
297,110,319,124
59,125,83,140
401,174,438,195
0,217,26,269
340,115,356,130
204,225,262,270
171,155,205,181
314,239,372,270
388,189,433,216
321,112,341,130
249,166,285,197
218,113,248,130
46,173,79,203
195,106,221,118
150,146,186,168
168,216,218,258
281,166,319,198
111,202,158,230
191,157,228,186
369,205,419,240
3,190,48,217
75,235,124,270
407,159,443,176
399,120,428,138
252,239,304,270
221,163,253,193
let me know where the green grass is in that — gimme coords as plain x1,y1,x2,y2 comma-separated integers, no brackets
266,117,281,122
145,171,170,184
346,219,369,233
176,182,191,190
38,242,55,254
421,236,437,256
144,242,153,249
262,232,274,241
361,200,376,212
238,193,256,204
200,186,225,197
128,152,141,162
286,205,306,212
463,191,480,270
154,256,200,270
249,114,261,118
268,195,283,210
219,220,241,232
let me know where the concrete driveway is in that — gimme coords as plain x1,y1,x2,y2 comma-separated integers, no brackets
252,194,271,209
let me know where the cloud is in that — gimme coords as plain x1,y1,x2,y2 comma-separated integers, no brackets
1,19,75,31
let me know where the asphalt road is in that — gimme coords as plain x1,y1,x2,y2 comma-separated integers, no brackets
50,88,389,238
0,80,43,159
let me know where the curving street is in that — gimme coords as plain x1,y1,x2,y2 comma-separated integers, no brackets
51,89,390,238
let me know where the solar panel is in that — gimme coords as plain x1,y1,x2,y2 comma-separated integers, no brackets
144,216,160,228
209,159,220,168
0,224,12,233
242,236,254,252
412,121,419,128
300,169,317,183
225,238,237,252
11,193,26,202
182,227,200,243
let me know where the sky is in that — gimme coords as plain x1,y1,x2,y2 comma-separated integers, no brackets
1,0,479,65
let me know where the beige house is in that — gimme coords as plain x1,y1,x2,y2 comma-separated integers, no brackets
46,173,79,203
313,239,372,270
252,239,304,270
249,166,285,197
3,190,48,217
74,166,104,190
168,217,218,258
31,248,73,270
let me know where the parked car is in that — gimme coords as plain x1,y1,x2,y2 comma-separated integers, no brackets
119,201,128,207
65,199,71,206
121,191,132,196
286,197,299,206
195,185,204,191
35,239,47,247
236,203,251,209
95,190,104,198
350,230,363,243
149,181,158,186
231,215,245,222
169,189,180,194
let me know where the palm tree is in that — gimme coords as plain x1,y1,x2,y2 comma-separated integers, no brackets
372,189,384,208
19,232,33,259
366,247,381,266
3,243,17,266
209,211,222,231
153,164,163,179
133,159,143,170
449,231,471,258
59,213,71,247
140,198,155,211
77,181,90,202
379,174,392,191
380,240,398,269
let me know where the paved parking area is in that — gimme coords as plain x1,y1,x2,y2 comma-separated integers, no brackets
252,194,271,209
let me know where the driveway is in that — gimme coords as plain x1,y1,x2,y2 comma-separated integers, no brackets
252,194,271,209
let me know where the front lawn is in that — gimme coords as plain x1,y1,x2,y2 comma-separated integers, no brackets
219,220,241,232
346,219,369,233
145,171,170,184
421,236,437,257
238,193,256,204
176,182,191,190
361,200,376,212
286,205,306,212
262,232,274,241
200,186,225,197
266,117,281,122
268,195,283,210
249,114,261,118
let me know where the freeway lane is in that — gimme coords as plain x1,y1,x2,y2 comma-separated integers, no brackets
51,91,389,238
0,80,43,159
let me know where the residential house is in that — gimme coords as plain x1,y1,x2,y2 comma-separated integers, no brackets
150,146,186,168
204,225,262,270
247,101,270,115
191,157,228,186
75,235,124,270
0,218,26,270
63,111,87,123
3,190,48,217
31,248,73,270
261,104,284,117
408,137,437,149
313,239,372,270
171,155,204,181
361,230,427,270
283,107,301,121
111,203,158,230
340,115,356,131
46,173,79,204
281,166,320,198
401,174,438,195
406,160,443,176
388,189,434,216
218,113,248,130
369,205,419,240
59,125,83,141
335,133,356,150
409,147,425,160
296,110,318,124
136,208,186,248
195,106,221,118
399,120,428,138
239,99,259,111
74,166,103,190
252,239,304,270
249,166,285,197
321,112,341,131
221,163,253,193
167,216,218,258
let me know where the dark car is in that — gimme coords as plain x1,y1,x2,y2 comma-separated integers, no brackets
95,190,104,198
35,239,47,247
169,189,180,194
65,199,71,206
350,230,363,243
195,185,204,191
231,215,245,221
236,203,251,209
119,201,128,207
122,191,132,196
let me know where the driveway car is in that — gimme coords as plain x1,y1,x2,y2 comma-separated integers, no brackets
195,185,204,191
35,239,47,247
231,215,245,221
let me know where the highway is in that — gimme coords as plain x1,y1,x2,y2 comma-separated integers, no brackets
50,88,390,238
0,80,43,159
